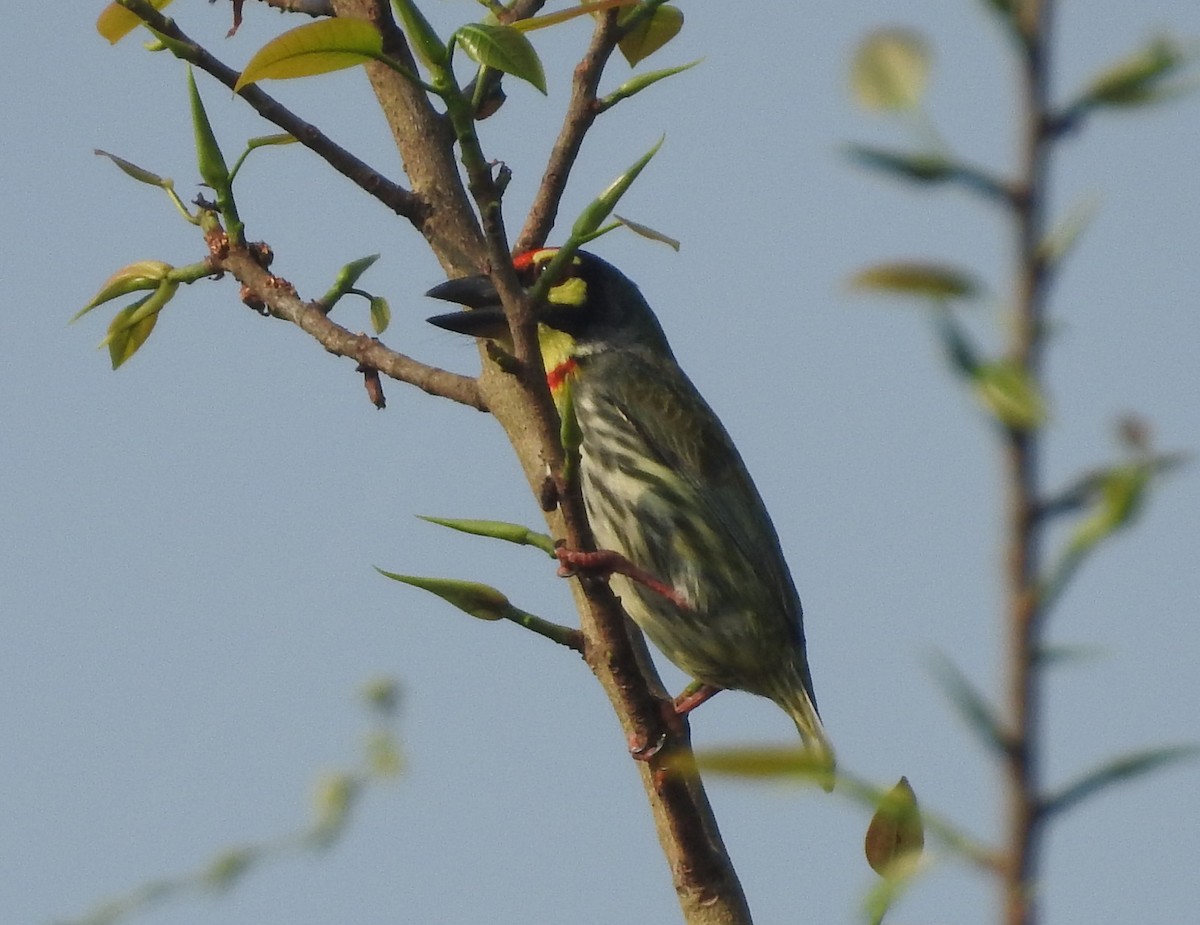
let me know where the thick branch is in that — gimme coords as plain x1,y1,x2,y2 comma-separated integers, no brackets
117,1,422,222
211,233,487,410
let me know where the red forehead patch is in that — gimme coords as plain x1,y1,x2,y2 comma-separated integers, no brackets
513,247,558,271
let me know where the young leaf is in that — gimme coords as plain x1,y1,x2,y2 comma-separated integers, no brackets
235,19,383,91
369,296,391,336
974,360,1047,430
601,59,701,109
322,253,381,309
97,0,174,44
1043,745,1199,818
513,0,631,33
571,135,665,240
375,568,513,622
846,145,954,183
849,262,978,300
75,260,173,320
187,69,230,194
417,516,557,556
391,0,449,68
104,298,161,370
613,214,681,251
454,23,547,94
852,30,931,111
1078,37,1184,109
618,5,684,66
93,149,173,189
864,777,925,876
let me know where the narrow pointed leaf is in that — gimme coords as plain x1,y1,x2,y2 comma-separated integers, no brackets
455,24,546,94
1039,196,1098,266
602,58,701,108
852,30,930,111
1079,37,1184,109
93,149,172,189
975,360,1047,430
369,296,391,335
97,0,174,44
235,19,383,91
865,777,925,876
204,847,256,891
618,6,684,66
613,214,680,250
187,69,230,192
322,253,380,308
246,133,298,150
572,136,664,240
849,262,978,300
1044,745,1199,818
1033,643,1107,667
926,652,1005,755
375,568,512,621
417,516,556,556
312,772,357,834
847,145,953,183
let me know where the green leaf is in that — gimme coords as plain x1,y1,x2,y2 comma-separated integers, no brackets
454,23,546,94
926,652,1006,755
417,516,557,556
97,0,174,44
601,58,701,109
369,296,391,335
187,69,230,194
618,5,684,67
691,745,833,782
613,214,680,251
864,777,925,877
1038,195,1099,266
1043,745,1199,818
1033,643,1107,667
571,135,665,241
852,29,931,111
846,145,953,183
235,19,383,91
1068,463,1150,552
975,360,1047,430
312,772,358,834
246,133,298,150
75,260,173,321
376,568,513,621
322,253,381,309
93,149,173,189
104,298,161,370
513,0,629,33
365,730,404,777
1079,37,1185,109
849,262,978,300
204,847,256,891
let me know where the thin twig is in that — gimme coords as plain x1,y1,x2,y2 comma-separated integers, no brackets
210,231,487,410
515,12,621,251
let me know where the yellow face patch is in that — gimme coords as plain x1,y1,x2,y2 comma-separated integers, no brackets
547,276,587,307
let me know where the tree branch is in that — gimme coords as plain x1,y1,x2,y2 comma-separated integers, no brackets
117,0,423,223
208,227,487,410
515,12,621,252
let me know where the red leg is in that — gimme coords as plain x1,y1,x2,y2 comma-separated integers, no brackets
673,681,723,716
555,546,689,610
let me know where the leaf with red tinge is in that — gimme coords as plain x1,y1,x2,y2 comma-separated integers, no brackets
97,0,174,44
235,19,383,91
865,777,924,876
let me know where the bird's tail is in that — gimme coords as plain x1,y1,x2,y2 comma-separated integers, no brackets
779,688,836,792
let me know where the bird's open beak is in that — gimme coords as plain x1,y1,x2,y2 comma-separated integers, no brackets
425,275,509,339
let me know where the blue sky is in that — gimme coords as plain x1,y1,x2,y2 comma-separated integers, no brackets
3,2,1198,923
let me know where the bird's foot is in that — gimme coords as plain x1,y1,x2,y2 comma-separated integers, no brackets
554,546,689,610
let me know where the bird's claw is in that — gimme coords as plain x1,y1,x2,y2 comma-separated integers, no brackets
554,546,690,610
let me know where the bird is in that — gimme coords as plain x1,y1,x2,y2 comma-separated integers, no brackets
426,248,833,778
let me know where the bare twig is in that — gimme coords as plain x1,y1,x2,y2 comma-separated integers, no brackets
116,1,423,223
209,229,487,410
